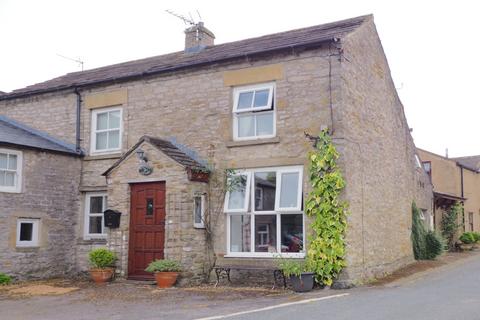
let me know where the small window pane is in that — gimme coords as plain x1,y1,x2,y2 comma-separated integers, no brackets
280,172,300,208
281,214,303,253
228,175,248,210
230,215,251,252
89,216,103,234
194,197,202,224
107,130,120,149
0,154,7,169
8,154,17,170
90,196,104,213
237,91,253,110
254,172,276,211
146,198,154,216
96,112,108,130
255,215,277,252
4,172,15,186
96,132,108,150
256,112,274,136
0,171,5,186
20,223,33,241
237,115,255,137
253,89,270,108
109,111,121,129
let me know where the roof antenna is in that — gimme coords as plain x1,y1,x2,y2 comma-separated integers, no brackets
165,9,196,26
57,53,84,71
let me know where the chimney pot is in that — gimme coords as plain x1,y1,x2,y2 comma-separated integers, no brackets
184,22,215,53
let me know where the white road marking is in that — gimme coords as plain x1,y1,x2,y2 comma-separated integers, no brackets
195,293,350,320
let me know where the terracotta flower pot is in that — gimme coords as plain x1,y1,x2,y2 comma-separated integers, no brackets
89,268,114,284
154,272,179,288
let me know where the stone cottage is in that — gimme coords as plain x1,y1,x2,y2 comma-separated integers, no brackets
0,15,432,286
417,148,480,233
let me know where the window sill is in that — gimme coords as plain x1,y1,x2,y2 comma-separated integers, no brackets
84,153,122,161
78,238,107,245
15,246,40,252
226,137,280,148
224,253,305,259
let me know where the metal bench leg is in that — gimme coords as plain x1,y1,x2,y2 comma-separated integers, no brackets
214,268,221,287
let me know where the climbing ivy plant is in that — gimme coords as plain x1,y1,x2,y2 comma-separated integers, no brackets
305,130,349,286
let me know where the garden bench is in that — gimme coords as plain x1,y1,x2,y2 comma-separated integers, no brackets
213,265,287,289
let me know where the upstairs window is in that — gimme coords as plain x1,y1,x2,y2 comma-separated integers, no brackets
91,107,122,154
233,83,275,140
0,149,22,193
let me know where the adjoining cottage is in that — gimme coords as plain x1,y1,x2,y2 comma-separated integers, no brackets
0,115,81,278
0,15,432,286
417,148,480,234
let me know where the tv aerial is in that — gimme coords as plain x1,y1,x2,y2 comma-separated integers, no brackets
57,53,84,71
165,9,202,26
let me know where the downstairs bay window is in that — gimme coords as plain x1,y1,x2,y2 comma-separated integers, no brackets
225,166,304,257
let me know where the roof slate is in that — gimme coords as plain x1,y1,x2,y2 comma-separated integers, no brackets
0,115,81,156
453,156,480,172
0,15,370,100
103,136,208,176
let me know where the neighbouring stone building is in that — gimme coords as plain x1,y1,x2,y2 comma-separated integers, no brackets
0,15,432,286
0,116,81,278
417,148,480,234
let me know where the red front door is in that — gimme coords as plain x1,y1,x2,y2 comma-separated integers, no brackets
128,182,166,280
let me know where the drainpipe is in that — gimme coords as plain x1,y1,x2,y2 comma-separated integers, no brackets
460,166,465,232
460,166,464,199
74,88,81,153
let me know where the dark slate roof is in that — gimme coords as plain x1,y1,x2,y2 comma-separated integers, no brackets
103,136,208,176
0,115,81,156
453,155,480,172
0,15,370,100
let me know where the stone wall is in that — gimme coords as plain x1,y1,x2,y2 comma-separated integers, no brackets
336,17,431,284
0,148,81,279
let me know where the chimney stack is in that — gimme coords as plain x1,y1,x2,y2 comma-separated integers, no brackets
184,22,215,53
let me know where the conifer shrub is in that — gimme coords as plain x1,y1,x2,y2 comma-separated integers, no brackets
412,202,444,260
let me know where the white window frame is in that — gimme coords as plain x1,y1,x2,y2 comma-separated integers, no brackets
225,166,305,258
224,171,252,213
193,194,206,229
232,83,276,141
90,106,123,155
84,192,107,240
16,218,39,247
0,148,22,193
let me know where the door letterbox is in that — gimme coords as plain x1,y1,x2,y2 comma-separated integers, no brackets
104,209,122,228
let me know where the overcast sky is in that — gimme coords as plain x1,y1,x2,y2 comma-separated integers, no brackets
1,0,478,157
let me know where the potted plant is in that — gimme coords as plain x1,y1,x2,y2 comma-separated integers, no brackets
277,259,315,292
88,248,117,284
145,259,182,288
458,232,476,251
